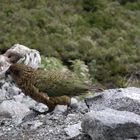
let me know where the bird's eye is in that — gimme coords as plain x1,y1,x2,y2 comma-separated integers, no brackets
8,55,12,58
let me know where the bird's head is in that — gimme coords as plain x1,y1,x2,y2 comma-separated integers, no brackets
5,64,35,83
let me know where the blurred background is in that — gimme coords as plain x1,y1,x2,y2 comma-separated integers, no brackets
0,0,140,88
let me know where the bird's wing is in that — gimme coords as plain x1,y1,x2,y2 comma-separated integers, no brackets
33,69,88,97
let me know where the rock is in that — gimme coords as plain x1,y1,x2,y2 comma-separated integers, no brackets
0,55,10,79
70,134,92,140
83,87,140,140
70,98,78,109
0,80,5,88
0,100,31,125
13,94,24,103
85,87,140,115
0,80,22,101
77,101,89,114
0,100,30,120
21,96,37,108
82,108,140,140
64,122,81,138
21,96,49,113
0,89,7,101
8,44,41,69
0,87,140,139
22,120,43,130
54,105,67,113
31,102,48,113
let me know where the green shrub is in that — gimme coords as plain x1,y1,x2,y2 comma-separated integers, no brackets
70,59,92,83
0,0,140,88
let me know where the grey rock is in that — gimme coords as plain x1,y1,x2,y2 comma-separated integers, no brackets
64,122,81,138
85,87,140,115
13,94,24,103
70,97,78,109
0,89,7,101
0,44,41,79
77,101,89,114
0,100,30,118
0,85,140,140
0,79,5,87
0,100,31,125
22,120,43,130
21,96,38,108
54,105,67,113
6,111,84,140
20,95,48,112
0,80,21,101
31,102,48,113
82,108,140,140
21,96,49,114
69,134,92,140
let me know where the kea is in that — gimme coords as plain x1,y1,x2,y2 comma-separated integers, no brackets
5,63,102,113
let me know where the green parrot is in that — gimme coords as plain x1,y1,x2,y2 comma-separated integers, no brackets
5,63,102,113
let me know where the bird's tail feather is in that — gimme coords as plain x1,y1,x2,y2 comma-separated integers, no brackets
85,83,104,92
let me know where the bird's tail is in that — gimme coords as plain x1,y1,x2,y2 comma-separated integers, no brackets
85,83,104,93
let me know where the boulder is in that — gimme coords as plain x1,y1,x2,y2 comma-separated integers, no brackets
83,87,140,140
0,100,30,117
64,122,81,138
85,87,140,115
82,108,140,140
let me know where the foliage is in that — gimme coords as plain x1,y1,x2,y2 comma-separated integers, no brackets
70,59,92,83
0,0,140,88
41,55,67,71
41,56,92,84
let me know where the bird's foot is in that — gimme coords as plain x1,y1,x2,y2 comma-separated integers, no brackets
62,106,72,116
62,98,79,116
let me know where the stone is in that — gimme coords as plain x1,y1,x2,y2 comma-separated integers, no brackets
85,87,140,115
54,105,67,113
70,98,78,109
21,96,37,108
0,55,10,79
82,108,140,140
0,100,30,119
22,120,43,130
31,102,48,113
9,44,41,69
77,101,89,114
70,134,92,140
0,44,41,79
64,122,81,138
13,94,24,103
0,80,22,101
0,81,140,140
0,89,7,101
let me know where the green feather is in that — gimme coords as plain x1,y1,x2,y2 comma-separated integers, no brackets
33,69,88,97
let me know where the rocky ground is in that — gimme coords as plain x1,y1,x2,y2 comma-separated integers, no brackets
0,80,140,140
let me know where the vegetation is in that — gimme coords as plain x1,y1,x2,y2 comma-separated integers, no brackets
0,0,140,88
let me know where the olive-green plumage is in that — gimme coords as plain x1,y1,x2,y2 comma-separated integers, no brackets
6,63,90,112
34,68,89,97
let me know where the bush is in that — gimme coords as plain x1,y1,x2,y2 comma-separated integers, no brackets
0,0,140,88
